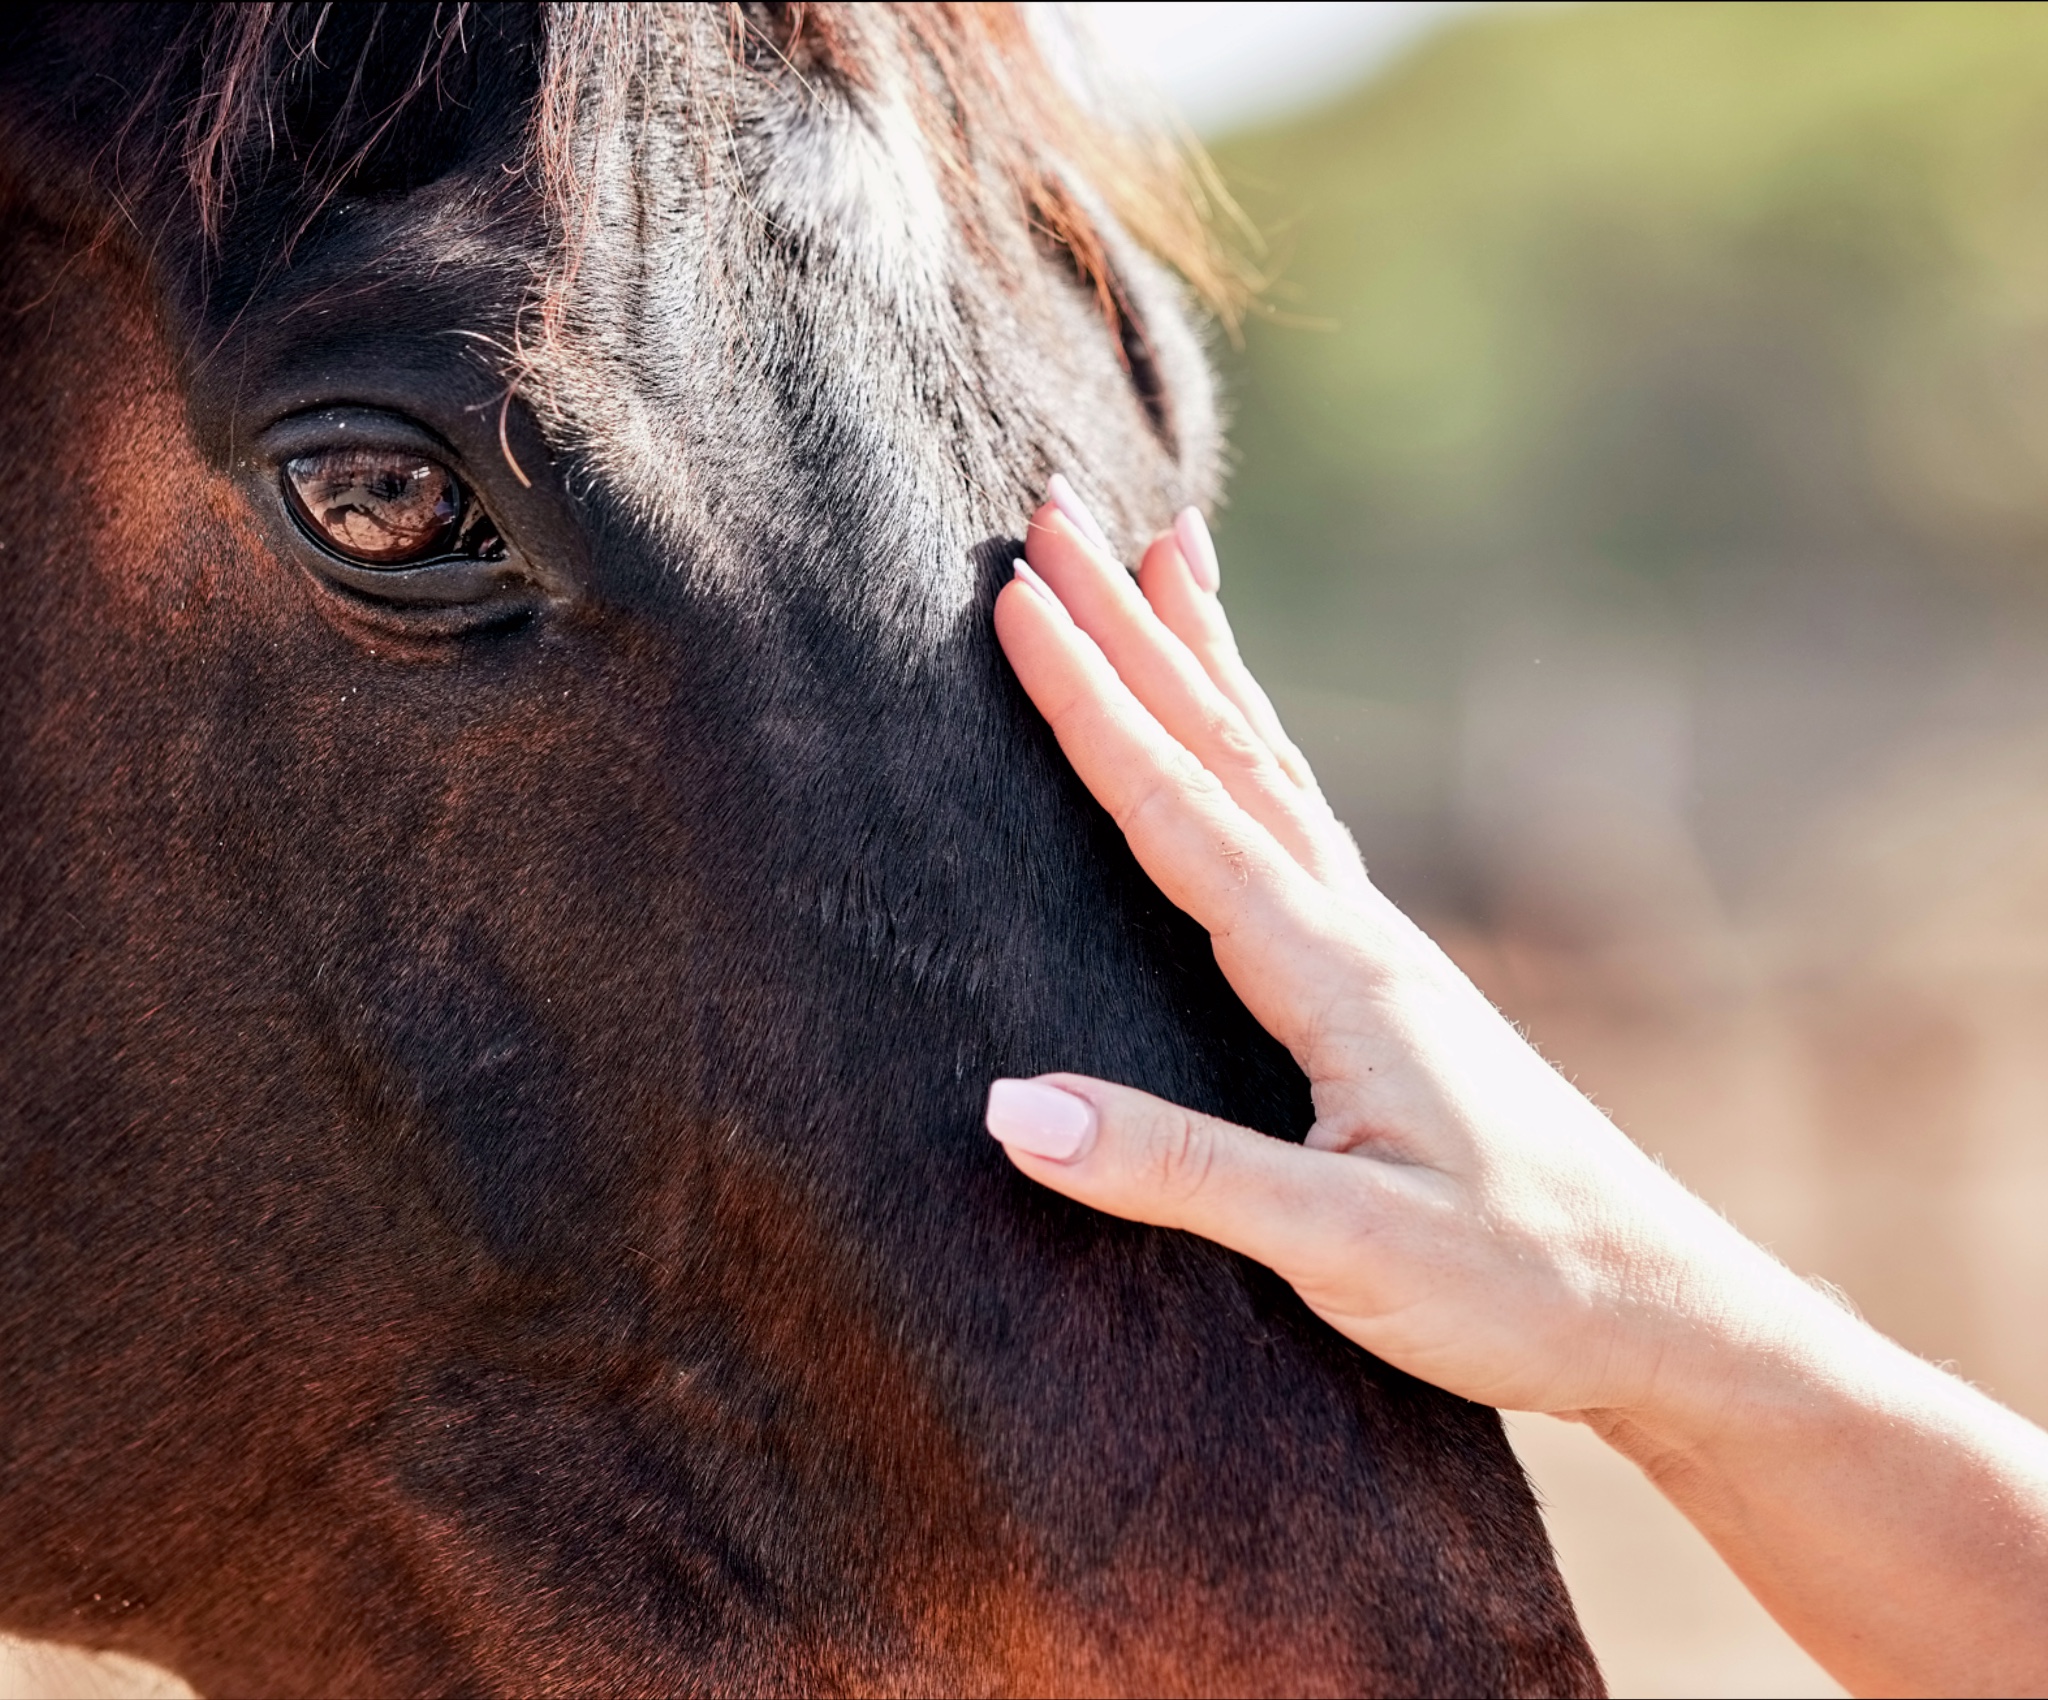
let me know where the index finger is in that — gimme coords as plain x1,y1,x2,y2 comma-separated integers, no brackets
995,570,1333,1045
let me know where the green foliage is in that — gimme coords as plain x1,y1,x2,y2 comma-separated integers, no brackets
1211,0,2048,700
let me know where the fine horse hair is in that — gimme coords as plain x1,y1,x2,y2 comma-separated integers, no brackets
0,5,1601,1695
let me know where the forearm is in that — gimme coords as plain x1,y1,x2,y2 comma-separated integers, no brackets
1588,1292,2048,1698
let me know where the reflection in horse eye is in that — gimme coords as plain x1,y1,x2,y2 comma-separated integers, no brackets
282,449,464,565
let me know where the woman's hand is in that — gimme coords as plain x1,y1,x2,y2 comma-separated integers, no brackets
989,481,2048,1699
988,482,1820,1429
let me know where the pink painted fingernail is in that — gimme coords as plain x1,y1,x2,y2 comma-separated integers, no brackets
1012,559,1075,626
1046,473,1113,554
1011,561,1056,602
1174,507,1220,593
986,1078,1097,1162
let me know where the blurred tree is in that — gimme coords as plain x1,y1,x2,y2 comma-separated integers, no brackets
1210,0,2048,921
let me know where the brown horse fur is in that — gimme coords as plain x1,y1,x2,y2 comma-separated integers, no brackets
0,6,1603,1695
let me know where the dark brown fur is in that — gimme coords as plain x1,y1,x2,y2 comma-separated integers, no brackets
0,6,1601,1694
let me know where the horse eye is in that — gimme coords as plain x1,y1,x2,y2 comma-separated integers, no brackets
282,448,477,565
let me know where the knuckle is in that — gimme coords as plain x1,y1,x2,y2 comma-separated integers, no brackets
1115,774,1176,836
1144,1102,1219,1205
1116,752,1221,835
1168,742,1222,793
1035,667,1109,736
1198,709,1267,772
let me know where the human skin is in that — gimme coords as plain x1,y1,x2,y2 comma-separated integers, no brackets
987,484,2048,1700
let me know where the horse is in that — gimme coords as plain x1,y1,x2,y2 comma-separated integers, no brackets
0,5,1601,1693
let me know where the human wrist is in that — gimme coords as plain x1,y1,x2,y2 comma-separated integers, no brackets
1579,1256,1905,1493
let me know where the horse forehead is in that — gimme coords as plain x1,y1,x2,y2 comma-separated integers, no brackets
529,37,1031,623
743,61,953,305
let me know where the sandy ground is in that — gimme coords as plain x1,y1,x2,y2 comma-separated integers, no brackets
0,1643,191,1700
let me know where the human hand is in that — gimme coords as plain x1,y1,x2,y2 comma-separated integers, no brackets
987,481,1832,1437
989,480,2048,1700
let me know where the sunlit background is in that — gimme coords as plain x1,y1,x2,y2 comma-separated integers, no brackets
1098,2,2048,1696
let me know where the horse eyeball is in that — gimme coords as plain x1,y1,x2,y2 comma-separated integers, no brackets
282,449,464,565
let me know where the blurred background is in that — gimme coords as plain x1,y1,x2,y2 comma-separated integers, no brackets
1097,0,2048,1694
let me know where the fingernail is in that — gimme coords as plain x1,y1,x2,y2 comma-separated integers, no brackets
1011,557,1064,613
1046,473,1113,554
1173,507,1220,593
986,1078,1097,1162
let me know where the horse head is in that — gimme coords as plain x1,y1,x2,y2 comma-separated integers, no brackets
0,6,1598,1693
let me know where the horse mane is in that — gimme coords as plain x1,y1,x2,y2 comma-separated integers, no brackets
162,2,1247,325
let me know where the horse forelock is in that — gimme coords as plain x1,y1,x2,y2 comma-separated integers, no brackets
163,3,1242,329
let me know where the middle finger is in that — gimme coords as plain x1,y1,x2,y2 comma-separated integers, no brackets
1023,500,1347,887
